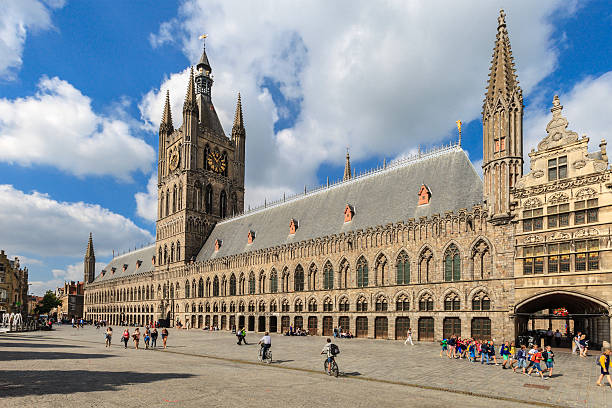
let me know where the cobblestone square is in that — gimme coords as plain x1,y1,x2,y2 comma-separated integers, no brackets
0,326,610,407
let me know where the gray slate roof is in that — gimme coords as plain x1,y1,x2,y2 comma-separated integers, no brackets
196,146,483,261
93,245,155,283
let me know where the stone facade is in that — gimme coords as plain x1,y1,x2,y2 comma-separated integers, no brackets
54,281,84,320
83,10,612,346
0,250,29,317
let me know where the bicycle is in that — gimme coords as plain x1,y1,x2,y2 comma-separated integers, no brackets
324,356,339,377
258,345,272,364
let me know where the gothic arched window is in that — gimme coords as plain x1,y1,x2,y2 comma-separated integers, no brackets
444,244,461,282
444,293,460,311
269,269,278,293
396,294,410,311
294,265,304,292
229,274,236,296
184,280,190,298
281,299,290,312
270,300,277,312
356,296,368,312
220,190,227,218
419,293,434,311
323,297,333,312
308,298,317,312
339,296,349,312
294,299,303,312
323,261,334,290
472,292,491,311
204,145,210,170
213,276,219,297
375,295,388,311
396,251,410,284
419,248,433,283
357,256,368,287
248,272,255,294
198,278,204,297
205,184,213,214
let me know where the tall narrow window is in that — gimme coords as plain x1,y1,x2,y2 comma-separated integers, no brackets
294,265,304,292
357,257,368,288
444,244,461,281
396,251,410,284
220,190,227,218
229,274,236,296
205,185,213,214
269,269,278,293
548,156,567,181
248,272,255,294
323,261,334,290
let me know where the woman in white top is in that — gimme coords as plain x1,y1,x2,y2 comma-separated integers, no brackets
404,328,414,345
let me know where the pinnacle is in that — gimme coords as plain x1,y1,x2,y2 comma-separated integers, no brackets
161,90,173,130
183,67,197,112
484,9,521,108
85,232,95,259
343,149,352,181
197,45,211,72
233,92,244,129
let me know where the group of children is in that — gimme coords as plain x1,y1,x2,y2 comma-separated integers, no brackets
440,336,555,380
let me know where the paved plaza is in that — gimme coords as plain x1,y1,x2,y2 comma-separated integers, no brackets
0,326,610,407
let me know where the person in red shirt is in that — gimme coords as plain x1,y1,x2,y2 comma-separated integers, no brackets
526,347,547,379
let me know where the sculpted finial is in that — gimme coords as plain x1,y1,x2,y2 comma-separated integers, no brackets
553,95,561,107
498,9,506,28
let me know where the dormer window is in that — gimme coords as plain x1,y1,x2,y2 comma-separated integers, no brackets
102,269,107,276
122,264,128,272
344,204,354,223
151,256,156,265
136,260,142,268
215,239,222,252
111,267,116,274
418,184,431,205
248,231,255,244
548,156,567,181
289,219,298,234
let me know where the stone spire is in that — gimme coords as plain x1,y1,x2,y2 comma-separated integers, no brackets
160,90,173,133
233,93,244,131
484,9,521,108
197,44,211,74
481,9,524,223
183,67,197,113
84,232,96,284
343,149,352,181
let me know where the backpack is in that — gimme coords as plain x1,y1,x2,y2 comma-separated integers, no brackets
330,343,340,356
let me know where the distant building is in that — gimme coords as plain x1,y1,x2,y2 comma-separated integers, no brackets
27,295,43,315
54,281,84,320
0,250,28,318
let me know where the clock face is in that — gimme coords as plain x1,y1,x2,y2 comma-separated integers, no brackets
169,151,179,171
207,151,227,174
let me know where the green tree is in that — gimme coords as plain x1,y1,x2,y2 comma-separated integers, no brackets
35,290,62,315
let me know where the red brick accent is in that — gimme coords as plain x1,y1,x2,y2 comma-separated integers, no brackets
418,184,431,205
289,219,298,234
344,204,354,222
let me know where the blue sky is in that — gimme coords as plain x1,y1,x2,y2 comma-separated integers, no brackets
1,0,611,295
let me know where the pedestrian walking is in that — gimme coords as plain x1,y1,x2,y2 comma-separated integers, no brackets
132,328,140,349
151,328,158,348
597,348,612,388
161,327,169,349
515,344,528,374
554,329,562,347
105,327,113,348
122,328,130,349
543,345,554,378
440,338,448,357
526,347,546,379
144,329,151,349
404,328,414,345
573,332,581,355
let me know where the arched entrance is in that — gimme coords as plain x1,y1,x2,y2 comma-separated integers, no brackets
514,290,610,349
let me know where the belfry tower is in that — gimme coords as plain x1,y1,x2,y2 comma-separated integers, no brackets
156,42,246,267
482,10,524,223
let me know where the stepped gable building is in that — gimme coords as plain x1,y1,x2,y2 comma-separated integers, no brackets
84,11,612,346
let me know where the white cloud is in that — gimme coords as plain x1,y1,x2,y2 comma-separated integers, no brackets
139,68,191,132
30,261,105,295
524,71,612,169
134,172,158,222
15,255,43,266
0,184,154,258
0,76,155,179
0,0,64,80
148,0,576,209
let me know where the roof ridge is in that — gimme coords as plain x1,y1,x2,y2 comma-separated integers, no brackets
220,142,462,224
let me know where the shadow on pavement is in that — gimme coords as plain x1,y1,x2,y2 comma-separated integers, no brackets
0,341,83,349
274,360,295,364
0,370,194,397
341,371,362,377
0,351,112,361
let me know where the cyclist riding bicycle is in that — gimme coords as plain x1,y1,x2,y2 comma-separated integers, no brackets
258,331,271,360
321,337,339,375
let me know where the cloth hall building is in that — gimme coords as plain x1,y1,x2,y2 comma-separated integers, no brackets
84,11,612,346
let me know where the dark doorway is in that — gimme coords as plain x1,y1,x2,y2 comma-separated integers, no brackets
221,315,227,330
248,315,255,331
198,315,203,328
308,316,318,335
269,316,277,333
375,317,388,339
258,316,266,332
418,317,434,341
281,316,290,333
205,315,210,327
443,317,461,339
471,317,491,340
356,317,368,338
238,315,245,330
323,316,333,336
395,317,410,340
294,316,303,330
213,315,218,328
338,316,350,333
229,315,236,331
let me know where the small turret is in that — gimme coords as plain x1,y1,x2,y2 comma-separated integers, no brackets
343,149,352,181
